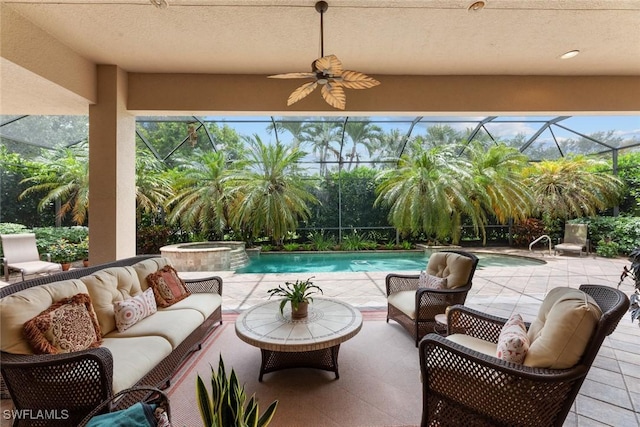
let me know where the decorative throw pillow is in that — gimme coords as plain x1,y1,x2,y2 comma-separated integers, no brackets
113,288,158,332
496,313,530,364
24,293,102,354
418,270,447,290
146,265,191,308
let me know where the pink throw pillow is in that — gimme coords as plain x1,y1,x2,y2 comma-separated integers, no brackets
496,313,530,364
418,271,447,290
113,288,158,332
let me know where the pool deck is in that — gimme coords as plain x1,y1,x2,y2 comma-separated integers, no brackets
181,247,640,426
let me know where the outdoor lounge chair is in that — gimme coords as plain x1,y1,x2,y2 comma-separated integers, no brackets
1,233,62,281
554,223,589,257
386,250,479,346
418,284,629,427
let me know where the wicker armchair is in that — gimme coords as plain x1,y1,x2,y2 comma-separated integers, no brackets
386,250,479,346
418,284,629,427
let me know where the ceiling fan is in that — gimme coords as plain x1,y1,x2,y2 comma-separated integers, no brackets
268,1,380,110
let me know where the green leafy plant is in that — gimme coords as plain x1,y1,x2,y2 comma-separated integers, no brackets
49,239,79,263
596,239,620,258
266,277,322,314
307,231,335,251
341,231,372,251
282,243,300,252
619,247,640,326
196,355,278,427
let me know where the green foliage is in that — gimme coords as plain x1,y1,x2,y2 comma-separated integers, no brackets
400,240,413,250
596,239,620,258
340,231,374,251
260,244,274,252
307,231,336,251
580,216,640,255
137,225,183,255
282,243,300,252
613,151,640,215
196,355,278,427
267,277,322,314
0,223,29,235
49,239,82,263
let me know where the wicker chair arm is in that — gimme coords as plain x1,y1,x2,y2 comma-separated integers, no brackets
1,348,114,425
385,273,419,295
414,285,470,322
183,275,223,295
419,333,587,426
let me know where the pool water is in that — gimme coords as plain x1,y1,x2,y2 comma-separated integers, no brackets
235,251,544,274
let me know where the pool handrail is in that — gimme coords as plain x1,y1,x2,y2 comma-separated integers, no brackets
529,235,552,256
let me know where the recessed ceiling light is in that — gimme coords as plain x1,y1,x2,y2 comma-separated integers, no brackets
560,50,580,59
468,1,486,12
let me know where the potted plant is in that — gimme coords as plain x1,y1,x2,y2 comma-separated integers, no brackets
619,246,640,325
267,277,322,319
49,240,77,270
196,355,278,427
78,237,89,266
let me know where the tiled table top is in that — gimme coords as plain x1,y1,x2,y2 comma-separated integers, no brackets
235,297,363,352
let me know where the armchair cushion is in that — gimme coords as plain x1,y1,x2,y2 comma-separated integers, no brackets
427,252,475,289
525,287,602,369
387,290,417,319
496,313,529,364
24,293,102,354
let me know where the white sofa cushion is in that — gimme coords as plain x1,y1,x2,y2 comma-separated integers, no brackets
0,279,89,354
104,308,205,348
131,257,173,290
101,336,173,393
161,293,222,318
80,267,144,335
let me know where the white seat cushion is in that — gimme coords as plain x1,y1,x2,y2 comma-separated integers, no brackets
104,308,204,348
446,333,497,357
388,290,416,319
101,336,173,393
160,293,222,318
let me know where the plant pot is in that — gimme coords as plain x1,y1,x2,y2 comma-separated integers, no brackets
291,301,309,319
61,263,71,271
83,259,90,267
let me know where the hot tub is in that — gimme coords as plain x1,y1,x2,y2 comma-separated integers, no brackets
160,241,249,272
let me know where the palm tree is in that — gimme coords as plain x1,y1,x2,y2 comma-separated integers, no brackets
19,144,90,225
266,120,310,149
524,155,624,220
375,145,473,243
135,148,173,216
464,142,534,243
343,120,383,171
165,150,238,239
229,136,318,245
305,120,342,176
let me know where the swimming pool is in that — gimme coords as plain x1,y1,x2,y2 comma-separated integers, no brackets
235,251,545,274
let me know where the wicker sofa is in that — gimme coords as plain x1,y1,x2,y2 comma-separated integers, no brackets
0,255,223,426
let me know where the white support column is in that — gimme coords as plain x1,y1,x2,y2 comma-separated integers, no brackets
88,65,136,263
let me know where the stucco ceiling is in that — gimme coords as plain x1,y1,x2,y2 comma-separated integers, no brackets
2,0,640,114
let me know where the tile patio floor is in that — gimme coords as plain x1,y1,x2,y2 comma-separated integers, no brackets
182,248,640,427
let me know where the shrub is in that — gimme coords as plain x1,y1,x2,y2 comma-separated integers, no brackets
596,239,620,258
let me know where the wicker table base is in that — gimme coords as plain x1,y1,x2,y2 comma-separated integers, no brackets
235,298,362,382
259,345,341,381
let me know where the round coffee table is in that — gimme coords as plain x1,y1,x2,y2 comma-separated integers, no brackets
235,297,362,381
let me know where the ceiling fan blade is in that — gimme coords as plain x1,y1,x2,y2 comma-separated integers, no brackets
313,54,344,77
268,72,316,79
321,84,346,110
287,81,319,106
338,70,380,89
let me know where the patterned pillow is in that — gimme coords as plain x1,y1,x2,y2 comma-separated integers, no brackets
146,265,191,308
418,270,447,290
113,288,158,332
496,313,530,364
24,293,102,354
